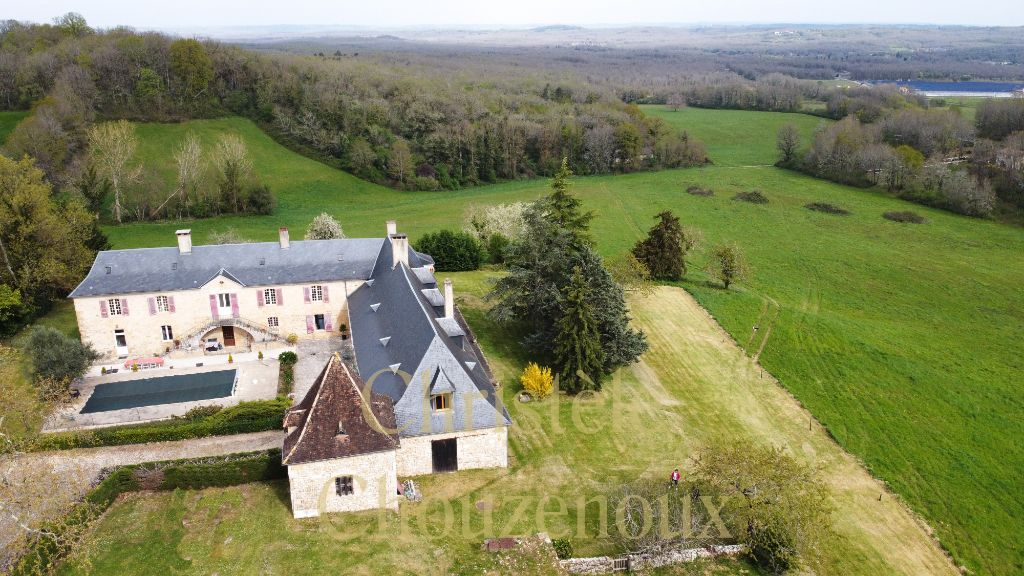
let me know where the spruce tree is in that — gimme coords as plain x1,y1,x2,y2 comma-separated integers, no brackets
553,266,605,393
632,210,691,280
545,157,593,245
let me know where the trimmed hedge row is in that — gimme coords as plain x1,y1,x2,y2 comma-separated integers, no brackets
31,399,289,451
10,450,285,575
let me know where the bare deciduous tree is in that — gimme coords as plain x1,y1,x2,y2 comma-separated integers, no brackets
87,120,140,224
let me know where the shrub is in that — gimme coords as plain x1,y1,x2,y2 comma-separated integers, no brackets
246,183,275,215
551,538,573,560
686,185,714,196
25,326,98,383
304,212,345,240
485,233,511,265
520,362,554,399
278,351,298,365
414,229,485,272
805,202,850,215
227,354,233,363
733,190,769,204
178,404,222,421
884,210,926,223
257,350,264,361
285,333,298,344
29,399,289,451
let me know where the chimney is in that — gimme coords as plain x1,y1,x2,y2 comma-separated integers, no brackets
279,227,290,249
443,278,454,319
386,220,397,236
391,233,409,269
176,229,192,255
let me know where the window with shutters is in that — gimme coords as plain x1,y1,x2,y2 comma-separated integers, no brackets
160,325,173,341
156,295,170,312
264,288,277,305
335,476,354,496
108,299,122,316
310,285,323,301
314,314,326,331
267,317,279,332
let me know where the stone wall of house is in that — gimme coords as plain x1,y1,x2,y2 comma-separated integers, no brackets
396,425,508,476
74,277,362,360
286,449,398,518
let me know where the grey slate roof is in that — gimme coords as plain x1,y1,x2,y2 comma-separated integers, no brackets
69,238,384,298
348,237,511,437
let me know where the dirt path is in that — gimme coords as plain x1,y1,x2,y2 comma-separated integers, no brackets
629,287,957,575
0,430,282,555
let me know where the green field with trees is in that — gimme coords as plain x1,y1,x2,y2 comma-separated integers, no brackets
67,108,1023,574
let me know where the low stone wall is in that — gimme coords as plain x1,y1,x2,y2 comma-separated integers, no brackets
559,556,616,575
560,545,746,574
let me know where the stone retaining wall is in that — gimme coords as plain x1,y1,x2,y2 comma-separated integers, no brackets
560,545,745,574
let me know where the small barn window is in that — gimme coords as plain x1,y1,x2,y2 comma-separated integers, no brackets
431,393,452,411
335,476,354,496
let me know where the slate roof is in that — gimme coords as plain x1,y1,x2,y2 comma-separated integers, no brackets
282,353,400,465
348,237,511,437
69,238,384,298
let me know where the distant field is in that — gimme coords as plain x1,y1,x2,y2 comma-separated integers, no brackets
93,109,1024,574
0,110,28,144
643,106,829,166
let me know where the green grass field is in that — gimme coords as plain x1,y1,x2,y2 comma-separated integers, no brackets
0,110,28,144
72,108,1024,574
60,283,953,575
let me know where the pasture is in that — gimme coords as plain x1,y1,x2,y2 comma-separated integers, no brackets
63,107,1024,574
0,110,28,144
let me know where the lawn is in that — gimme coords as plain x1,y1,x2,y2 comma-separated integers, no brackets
60,283,953,575
73,108,1024,574
0,110,28,144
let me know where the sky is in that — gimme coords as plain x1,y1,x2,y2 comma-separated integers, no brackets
5,0,1023,29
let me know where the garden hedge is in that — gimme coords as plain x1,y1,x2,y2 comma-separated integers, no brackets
30,398,289,451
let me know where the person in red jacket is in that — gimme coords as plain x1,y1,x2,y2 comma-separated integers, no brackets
670,468,681,488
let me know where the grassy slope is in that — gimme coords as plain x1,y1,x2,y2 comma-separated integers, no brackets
0,110,28,144
61,283,951,576
94,110,1023,574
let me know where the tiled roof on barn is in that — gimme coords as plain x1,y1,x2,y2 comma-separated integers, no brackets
282,353,400,465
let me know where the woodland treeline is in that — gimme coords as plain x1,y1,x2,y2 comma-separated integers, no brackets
0,15,708,223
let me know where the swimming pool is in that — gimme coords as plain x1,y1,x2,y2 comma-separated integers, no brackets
80,369,237,414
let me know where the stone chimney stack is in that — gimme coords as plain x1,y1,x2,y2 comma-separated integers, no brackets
391,233,409,269
386,220,397,236
176,229,192,255
279,227,290,249
443,278,454,319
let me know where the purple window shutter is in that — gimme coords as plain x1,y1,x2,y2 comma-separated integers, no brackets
303,287,310,303
257,291,264,307
148,297,156,316
231,293,240,318
100,300,108,318
325,315,333,331
168,296,176,313
121,298,129,316
305,316,314,334
209,294,219,320
322,285,330,303
276,288,283,306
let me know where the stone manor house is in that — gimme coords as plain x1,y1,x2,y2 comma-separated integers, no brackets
69,221,511,517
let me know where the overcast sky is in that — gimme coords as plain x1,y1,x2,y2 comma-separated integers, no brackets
6,0,1023,29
